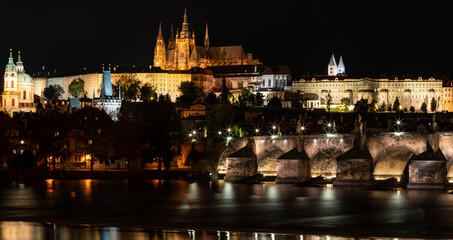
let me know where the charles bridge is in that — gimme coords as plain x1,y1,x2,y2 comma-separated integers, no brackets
217,132,453,189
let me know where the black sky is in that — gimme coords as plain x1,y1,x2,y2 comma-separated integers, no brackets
1,1,453,78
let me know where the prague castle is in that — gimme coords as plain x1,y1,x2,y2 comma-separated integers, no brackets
153,9,260,70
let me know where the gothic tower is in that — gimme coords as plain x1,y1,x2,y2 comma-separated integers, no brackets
328,53,338,76
337,55,345,75
153,22,167,69
168,24,175,50
1,49,19,112
175,8,195,70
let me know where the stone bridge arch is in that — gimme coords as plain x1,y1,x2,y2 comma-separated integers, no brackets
372,146,415,180
311,148,344,178
368,133,427,180
257,148,285,176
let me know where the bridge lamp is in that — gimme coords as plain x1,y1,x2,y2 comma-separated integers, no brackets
396,120,401,125
327,133,335,138
272,125,276,130
227,128,231,132
394,132,403,137
301,126,305,131
327,123,332,128
192,130,196,135
255,128,260,133
218,131,222,135
189,133,193,137
271,135,278,140
226,136,232,144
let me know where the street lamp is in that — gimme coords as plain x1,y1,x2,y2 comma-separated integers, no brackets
88,139,93,171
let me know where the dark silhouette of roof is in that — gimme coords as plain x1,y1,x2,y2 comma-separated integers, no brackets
277,147,310,160
261,65,291,75
337,138,373,160
410,141,447,161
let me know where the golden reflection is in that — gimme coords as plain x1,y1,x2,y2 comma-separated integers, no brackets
45,179,55,193
82,179,92,196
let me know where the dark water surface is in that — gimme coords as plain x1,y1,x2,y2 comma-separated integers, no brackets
0,179,452,239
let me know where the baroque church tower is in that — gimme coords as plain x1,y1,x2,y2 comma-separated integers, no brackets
2,49,20,113
1,49,35,115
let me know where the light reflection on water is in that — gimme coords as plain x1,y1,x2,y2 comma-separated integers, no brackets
0,221,421,240
0,180,453,238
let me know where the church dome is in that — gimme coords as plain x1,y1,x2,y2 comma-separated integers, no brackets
17,72,33,83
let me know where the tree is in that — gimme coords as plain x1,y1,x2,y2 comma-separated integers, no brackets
114,74,141,101
369,100,378,112
430,97,437,112
291,96,302,109
30,110,69,170
73,107,113,171
68,78,85,98
421,102,428,114
410,106,415,113
237,88,255,107
326,93,332,113
140,83,157,102
267,96,282,108
379,102,387,112
220,76,230,104
176,81,204,104
43,85,64,101
354,98,369,114
0,112,13,166
206,104,234,136
392,97,401,112
205,92,219,106
340,97,350,111
141,101,184,171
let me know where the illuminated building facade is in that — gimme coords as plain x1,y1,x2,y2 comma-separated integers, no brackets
153,9,260,71
1,50,35,116
292,56,451,111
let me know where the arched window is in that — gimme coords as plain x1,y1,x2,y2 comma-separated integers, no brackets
11,80,14,88
11,98,15,107
268,79,271,87
23,90,26,100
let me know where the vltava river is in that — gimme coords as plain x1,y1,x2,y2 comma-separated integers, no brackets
0,179,452,239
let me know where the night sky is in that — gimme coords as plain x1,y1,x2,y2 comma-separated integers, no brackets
1,1,453,78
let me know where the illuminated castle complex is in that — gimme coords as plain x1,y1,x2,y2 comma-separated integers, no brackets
153,9,260,71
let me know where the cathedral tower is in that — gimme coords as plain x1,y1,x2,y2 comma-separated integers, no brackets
328,53,338,76
153,22,167,69
175,8,195,70
337,55,345,75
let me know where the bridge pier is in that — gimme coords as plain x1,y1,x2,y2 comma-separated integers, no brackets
276,147,310,183
224,144,257,182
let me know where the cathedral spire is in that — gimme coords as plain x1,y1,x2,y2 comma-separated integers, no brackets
16,50,24,72
337,55,345,75
158,22,163,40
327,53,338,76
181,8,189,38
204,22,210,49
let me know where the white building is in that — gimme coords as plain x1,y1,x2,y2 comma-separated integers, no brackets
92,69,121,120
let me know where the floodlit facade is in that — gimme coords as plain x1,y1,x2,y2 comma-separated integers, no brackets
1,50,35,116
291,55,452,111
153,9,260,71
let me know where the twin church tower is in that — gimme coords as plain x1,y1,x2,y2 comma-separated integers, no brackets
153,9,260,70
327,53,346,76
